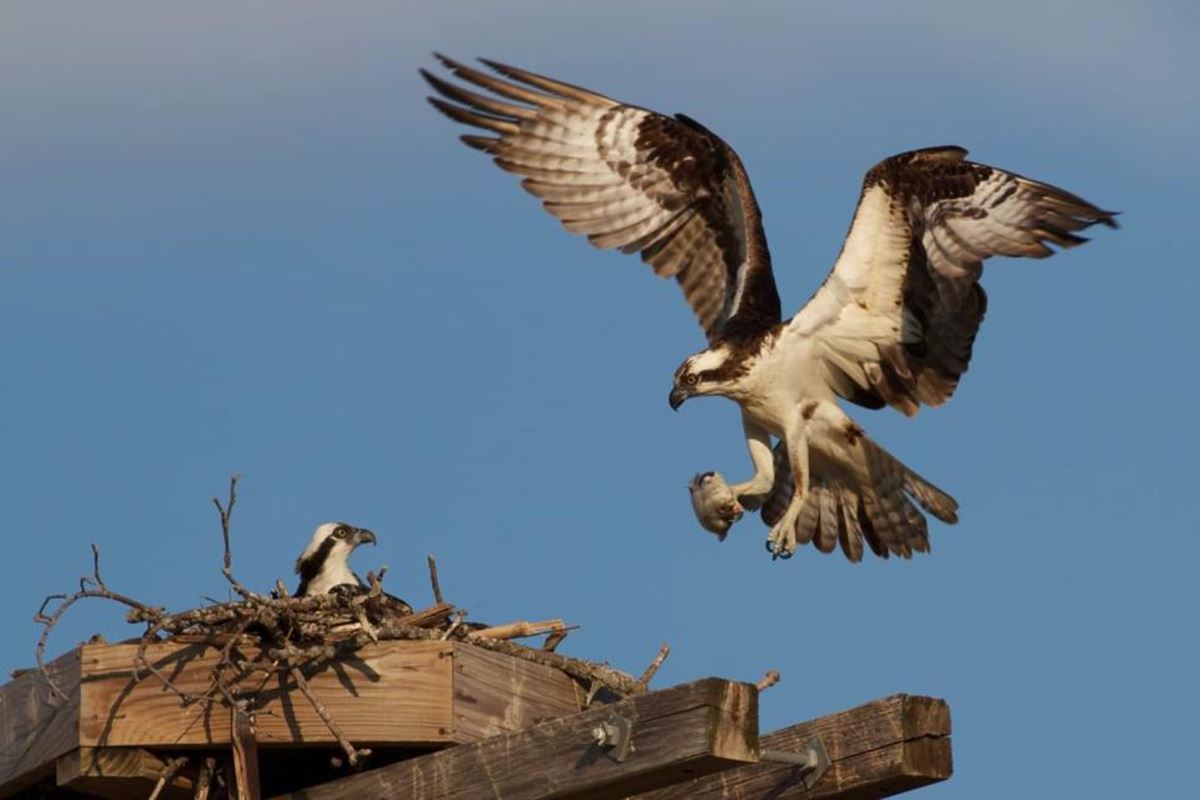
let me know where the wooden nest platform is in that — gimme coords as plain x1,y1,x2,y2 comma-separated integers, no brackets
1,626,952,799
2,480,953,798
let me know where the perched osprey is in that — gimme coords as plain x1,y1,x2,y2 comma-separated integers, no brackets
294,522,412,614
423,56,1116,562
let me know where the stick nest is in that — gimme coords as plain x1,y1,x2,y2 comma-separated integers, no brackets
30,476,648,770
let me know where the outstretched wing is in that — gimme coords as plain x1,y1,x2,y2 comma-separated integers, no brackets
422,55,781,341
786,146,1117,415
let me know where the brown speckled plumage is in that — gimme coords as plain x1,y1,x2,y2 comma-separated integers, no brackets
424,58,1116,563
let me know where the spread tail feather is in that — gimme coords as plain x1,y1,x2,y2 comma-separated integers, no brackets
761,423,957,562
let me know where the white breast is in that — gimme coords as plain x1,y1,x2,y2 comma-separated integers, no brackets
305,562,360,595
737,334,834,435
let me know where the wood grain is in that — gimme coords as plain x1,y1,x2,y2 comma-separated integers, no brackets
271,678,759,800
78,640,454,747
634,693,951,799
0,648,81,796
232,710,263,800
54,747,193,800
451,642,584,743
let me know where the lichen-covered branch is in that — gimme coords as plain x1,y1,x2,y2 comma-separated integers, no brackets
635,642,671,691
214,474,256,601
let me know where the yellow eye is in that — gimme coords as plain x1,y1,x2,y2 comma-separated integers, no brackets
685,374,699,386
333,526,348,539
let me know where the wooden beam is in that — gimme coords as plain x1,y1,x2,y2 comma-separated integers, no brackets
634,694,951,799
450,643,584,743
71,639,583,750
55,747,193,800
77,639,455,748
271,677,758,800
231,711,263,800
0,648,81,796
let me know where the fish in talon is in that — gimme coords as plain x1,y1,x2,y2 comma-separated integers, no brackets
689,472,744,540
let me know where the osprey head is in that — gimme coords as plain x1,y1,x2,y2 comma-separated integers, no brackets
294,522,377,597
669,346,735,410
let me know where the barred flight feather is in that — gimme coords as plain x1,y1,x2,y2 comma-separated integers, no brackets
425,57,1116,564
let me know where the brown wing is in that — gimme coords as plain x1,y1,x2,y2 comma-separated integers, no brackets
422,55,780,341
786,146,1118,415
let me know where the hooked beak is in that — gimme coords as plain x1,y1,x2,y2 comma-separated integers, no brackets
668,386,690,411
352,528,377,546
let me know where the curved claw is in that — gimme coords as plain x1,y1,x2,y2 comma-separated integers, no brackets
765,538,795,560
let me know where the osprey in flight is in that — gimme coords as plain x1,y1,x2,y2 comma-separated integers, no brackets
295,522,412,614
422,56,1116,562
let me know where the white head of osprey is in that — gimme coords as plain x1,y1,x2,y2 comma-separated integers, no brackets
424,55,1116,564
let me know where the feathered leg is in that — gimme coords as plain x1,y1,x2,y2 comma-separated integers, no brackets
730,413,775,511
761,401,959,562
766,414,810,559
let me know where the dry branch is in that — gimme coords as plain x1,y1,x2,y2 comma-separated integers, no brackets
635,642,671,691
427,555,443,604
193,757,217,800
542,629,569,651
474,619,570,640
147,756,189,800
33,544,161,701
214,474,256,601
756,669,781,691
283,649,370,767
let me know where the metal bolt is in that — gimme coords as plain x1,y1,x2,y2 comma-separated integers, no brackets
593,721,618,746
760,747,816,768
591,714,634,762
758,736,830,790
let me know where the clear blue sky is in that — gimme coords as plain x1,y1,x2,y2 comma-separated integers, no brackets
3,2,1197,796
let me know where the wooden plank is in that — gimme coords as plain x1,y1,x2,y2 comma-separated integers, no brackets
271,677,759,800
55,747,193,800
0,648,82,797
451,641,584,743
232,711,263,800
634,694,951,799
78,640,454,747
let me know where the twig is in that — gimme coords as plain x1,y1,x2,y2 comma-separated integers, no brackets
286,660,370,767
33,546,161,702
585,679,603,706
214,474,255,600
474,619,572,640
635,642,671,691
365,566,388,591
89,544,104,589
147,755,189,800
348,599,379,643
193,756,217,800
542,630,569,652
756,669,782,692
427,555,443,604
363,617,642,696
441,609,466,641
387,602,454,629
